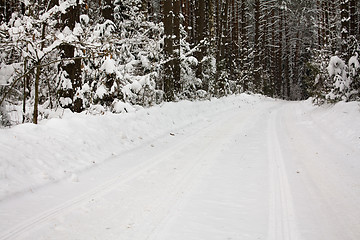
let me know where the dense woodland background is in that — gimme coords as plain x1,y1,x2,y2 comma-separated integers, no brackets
0,0,359,126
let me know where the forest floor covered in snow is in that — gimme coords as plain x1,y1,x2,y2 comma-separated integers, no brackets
0,94,360,240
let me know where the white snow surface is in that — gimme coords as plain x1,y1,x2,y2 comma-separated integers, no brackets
0,94,360,240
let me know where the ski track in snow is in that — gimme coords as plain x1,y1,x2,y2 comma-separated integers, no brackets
0,131,203,240
0,99,264,240
0,117,224,239
267,109,300,240
1,96,360,240
278,102,360,240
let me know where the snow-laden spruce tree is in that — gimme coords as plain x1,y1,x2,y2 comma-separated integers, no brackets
326,52,360,102
88,0,162,108
327,56,349,101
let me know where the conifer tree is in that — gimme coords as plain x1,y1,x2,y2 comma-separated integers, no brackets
253,0,261,92
163,0,174,101
173,0,181,94
58,0,83,112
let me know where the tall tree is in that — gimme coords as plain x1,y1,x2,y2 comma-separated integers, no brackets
58,0,83,112
188,1,196,46
348,0,358,57
230,0,239,90
349,0,356,37
239,0,249,91
195,0,206,80
181,0,189,31
173,0,181,94
253,0,261,92
358,0,360,40
340,0,349,59
282,1,290,99
276,2,283,97
163,0,174,101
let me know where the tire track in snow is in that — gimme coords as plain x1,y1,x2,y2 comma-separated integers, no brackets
267,108,300,240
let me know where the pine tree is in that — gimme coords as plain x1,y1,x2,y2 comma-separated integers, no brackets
340,0,350,59
253,0,261,92
239,0,249,92
195,0,206,81
58,0,83,112
230,0,239,92
173,0,181,94
163,0,174,101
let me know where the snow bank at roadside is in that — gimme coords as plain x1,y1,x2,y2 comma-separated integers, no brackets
0,94,264,200
308,100,360,148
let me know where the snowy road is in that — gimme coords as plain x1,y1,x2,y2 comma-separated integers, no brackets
1,97,360,240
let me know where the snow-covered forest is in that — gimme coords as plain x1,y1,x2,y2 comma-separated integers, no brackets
0,0,359,126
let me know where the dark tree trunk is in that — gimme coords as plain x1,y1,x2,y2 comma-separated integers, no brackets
195,0,205,81
276,6,283,97
358,0,360,40
189,1,196,46
283,7,290,99
33,19,48,124
349,0,356,37
163,0,174,101
182,0,189,34
270,6,277,97
33,65,40,124
253,0,261,92
240,0,248,91
207,0,215,47
59,0,83,112
340,0,349,58
231,0,239,55
220,0,229,59
317,0,323,49
173,0,181,94
215,0,221,65
231,0,239,87
102,0,114,21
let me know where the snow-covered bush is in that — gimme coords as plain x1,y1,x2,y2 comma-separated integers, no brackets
201,55,217,95
179,55,202,99
214,58,231,97
326,56,349,101
325,53,360,102
348,53,359,77
111,99,136,113
122,72,157,106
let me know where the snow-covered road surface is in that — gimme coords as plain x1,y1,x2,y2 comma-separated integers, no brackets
1,95,359,240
